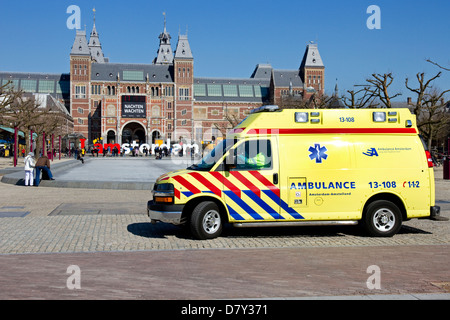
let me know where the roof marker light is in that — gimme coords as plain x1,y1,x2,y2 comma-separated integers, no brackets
295,112,308,123
250,105,279,114
373,112,386,122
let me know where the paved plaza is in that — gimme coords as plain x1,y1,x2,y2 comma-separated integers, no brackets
0,156,449,300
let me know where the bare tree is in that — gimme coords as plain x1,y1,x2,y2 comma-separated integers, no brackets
278,94,309,109
1,89,64,156
0,81,24,124
405,71,442,116
342,87,379,108
404,71,450,149
32,108,67,156
213,111,242,138
416,88,450,150
426,59,450,72
356,73,402,108
307,93,333,109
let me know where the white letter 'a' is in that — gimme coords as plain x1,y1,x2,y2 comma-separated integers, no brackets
366,265,381,289
366,5,381,30
66,265,81,289
66,5,81,30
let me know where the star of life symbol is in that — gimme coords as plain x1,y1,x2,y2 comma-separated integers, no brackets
309,144,328,163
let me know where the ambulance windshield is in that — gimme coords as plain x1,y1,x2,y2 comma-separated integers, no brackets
188,139,236,171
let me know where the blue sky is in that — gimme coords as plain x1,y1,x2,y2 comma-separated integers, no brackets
1,0,449,99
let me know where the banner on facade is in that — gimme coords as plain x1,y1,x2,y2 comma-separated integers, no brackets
121,95,146,118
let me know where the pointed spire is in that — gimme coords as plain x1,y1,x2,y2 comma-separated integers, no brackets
88,8,105,63
154,12,174,64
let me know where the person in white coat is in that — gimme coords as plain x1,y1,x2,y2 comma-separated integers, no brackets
24,152,35,186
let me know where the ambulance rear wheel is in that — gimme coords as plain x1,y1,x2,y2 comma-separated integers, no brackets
190,201,223,240
363,200,402,237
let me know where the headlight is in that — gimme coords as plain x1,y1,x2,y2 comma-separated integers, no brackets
153,183,174,204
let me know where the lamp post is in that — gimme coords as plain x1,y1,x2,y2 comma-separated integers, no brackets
51,134,54,161
42,132,45,158
13,124,18,167
30,128,33,153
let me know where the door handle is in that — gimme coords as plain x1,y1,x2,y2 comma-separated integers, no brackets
273,173,278,184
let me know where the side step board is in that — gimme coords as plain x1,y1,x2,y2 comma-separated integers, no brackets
233,220,359,228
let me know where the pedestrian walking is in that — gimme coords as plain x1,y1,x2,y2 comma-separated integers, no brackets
24,152,35,186
77,148,84,164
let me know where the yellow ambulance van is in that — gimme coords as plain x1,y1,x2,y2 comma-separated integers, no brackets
148,106,440,239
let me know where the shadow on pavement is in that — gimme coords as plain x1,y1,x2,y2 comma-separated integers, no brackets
127,221,433,240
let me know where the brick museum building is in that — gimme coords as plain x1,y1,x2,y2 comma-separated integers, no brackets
0,16,325,147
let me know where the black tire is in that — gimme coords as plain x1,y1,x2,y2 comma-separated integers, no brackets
363,200,402,237
190,201,223,240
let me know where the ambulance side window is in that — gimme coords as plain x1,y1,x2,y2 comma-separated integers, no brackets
233,139,272,170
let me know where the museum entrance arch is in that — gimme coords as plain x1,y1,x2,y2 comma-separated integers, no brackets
121,122,146,145
107,130,116,144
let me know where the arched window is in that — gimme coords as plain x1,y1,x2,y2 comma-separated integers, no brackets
107,86,111,95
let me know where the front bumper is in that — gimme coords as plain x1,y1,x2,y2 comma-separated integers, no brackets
147,200,185,225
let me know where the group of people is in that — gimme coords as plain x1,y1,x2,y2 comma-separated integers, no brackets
23,153,55,187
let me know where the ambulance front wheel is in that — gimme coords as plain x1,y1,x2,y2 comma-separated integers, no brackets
363,200,402,237
190,201,223,240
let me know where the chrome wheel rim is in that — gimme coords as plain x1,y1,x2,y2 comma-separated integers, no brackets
203,210,221,234
373,208,396,232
